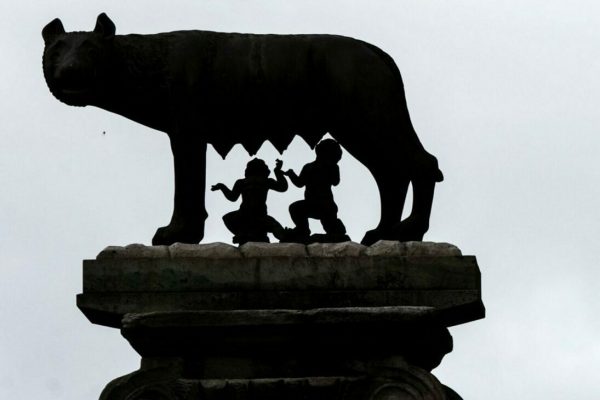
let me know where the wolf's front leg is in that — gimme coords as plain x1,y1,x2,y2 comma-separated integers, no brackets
152,135,207,245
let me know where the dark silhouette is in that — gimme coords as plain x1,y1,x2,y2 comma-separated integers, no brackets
211,159,287,244
283,139,350,243
42,13,443,246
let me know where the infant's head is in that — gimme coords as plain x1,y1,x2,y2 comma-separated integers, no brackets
315,139,342,163
245,158,270,178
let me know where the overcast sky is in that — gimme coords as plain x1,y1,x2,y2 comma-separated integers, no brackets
1,1,600,398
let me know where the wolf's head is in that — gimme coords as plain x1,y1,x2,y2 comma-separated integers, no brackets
42,13,116,107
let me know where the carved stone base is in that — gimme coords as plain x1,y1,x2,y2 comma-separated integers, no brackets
101,359,461,400
79,242,482,400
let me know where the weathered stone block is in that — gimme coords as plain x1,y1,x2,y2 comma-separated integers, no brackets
97,243,169,259
169,242,241,258
78,242,482,329
306,241,367,257
81,255,478,293
365,240,462,257
239,242,307,257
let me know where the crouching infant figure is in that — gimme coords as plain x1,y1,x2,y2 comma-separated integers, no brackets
211,159,287,244
283,139,350,243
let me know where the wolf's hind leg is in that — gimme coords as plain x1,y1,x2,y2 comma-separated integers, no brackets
389,151,442,241
336,132,410,245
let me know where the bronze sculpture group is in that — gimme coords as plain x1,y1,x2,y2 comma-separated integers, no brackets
42,13,443,246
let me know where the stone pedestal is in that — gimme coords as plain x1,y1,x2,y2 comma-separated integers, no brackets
77,241,483,400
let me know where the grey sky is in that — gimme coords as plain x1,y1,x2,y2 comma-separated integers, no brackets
1,1,599,398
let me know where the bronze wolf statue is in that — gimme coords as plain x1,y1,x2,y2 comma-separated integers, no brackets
42,13,443,245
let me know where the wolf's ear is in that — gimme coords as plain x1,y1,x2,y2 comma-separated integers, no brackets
42,18,65,43
94,13,116,38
